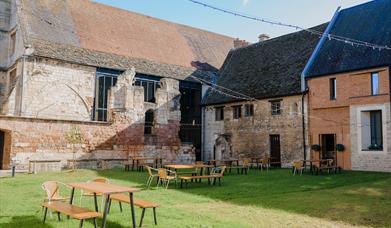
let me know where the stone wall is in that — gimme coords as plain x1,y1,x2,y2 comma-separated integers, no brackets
0,57,195,170
204,95,306,167
350,103,391,172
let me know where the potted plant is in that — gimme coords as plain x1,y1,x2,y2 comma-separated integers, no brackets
335,144,345,152
311,144,321,151
368,144,383,150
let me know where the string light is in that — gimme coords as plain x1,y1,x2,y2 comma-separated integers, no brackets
187,0,391,51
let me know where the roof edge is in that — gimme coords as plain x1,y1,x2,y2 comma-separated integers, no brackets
301,7,341,91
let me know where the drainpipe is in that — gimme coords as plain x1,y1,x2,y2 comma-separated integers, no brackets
201,106,205,161
301,91,307,160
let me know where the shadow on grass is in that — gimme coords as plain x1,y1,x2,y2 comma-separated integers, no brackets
0,216,54,228
95,168,391,227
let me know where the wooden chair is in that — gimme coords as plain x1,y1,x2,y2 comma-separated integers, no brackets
293,161,305,176
80,177,109,211
41,181,71,219
145,166,159,189
228,159,250,174
157,168,177,189
260,158,270,172
210,166,226,185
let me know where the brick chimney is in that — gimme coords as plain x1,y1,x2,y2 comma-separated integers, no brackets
233,38,249,49
258,34,270,42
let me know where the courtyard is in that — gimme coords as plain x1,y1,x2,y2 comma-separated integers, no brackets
1,169,390,228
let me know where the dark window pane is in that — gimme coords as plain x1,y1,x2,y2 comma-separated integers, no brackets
271,101,281,115
370,111,382,146
98,76,104,108
330,78,336,100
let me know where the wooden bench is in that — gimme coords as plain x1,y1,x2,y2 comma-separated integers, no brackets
42,201,101,228
180,175,221,188
109,194,159,227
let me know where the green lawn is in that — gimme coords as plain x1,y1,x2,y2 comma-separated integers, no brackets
1,168,391,228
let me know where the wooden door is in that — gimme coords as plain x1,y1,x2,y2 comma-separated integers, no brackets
270,135,281,167
0,131,4,170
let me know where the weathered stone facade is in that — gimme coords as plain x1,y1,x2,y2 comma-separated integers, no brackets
0,57,196,170
204,95,307,167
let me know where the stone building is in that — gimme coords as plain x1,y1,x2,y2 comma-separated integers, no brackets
202,25,326,167
304,1,391,172
0,0,234,170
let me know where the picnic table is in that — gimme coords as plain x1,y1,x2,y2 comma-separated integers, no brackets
68,182,140,228
164,164,214,176
125,157,163,171
207,159,239,167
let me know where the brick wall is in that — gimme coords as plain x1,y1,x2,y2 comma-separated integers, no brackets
204,95,307,167
307,67,391,172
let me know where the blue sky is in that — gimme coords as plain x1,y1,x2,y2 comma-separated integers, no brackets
94,0,370,42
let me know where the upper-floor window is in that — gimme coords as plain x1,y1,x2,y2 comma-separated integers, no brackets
215,107,224,121
330,78,336,100
271,100,281,115
144,109,155,135
232,105,242,119
244,104,254,117
371,72,379,95
134,74,160,103
8,68,17,94
9,31,16,55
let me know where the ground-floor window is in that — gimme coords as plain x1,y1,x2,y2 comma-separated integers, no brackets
361,110,383,150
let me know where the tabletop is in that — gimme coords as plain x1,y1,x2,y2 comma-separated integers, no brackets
68,182,140,195
165,164,213,169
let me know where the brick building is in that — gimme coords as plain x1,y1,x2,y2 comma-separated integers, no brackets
304,0,391,172
202,25,326,167
0,0,234,170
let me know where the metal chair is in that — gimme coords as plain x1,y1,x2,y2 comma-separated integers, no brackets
157,168,177,190
145,166,159,189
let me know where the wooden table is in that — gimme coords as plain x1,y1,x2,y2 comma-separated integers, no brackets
126,157,163,171
165,164,214,175
68,182,140,228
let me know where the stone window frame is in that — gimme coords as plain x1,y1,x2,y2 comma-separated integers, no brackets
356,104,388,154
9,30,16,56
215,106,224,121
244,104,254,117
232,105,242,119
7,68,17,95
270,99,282,116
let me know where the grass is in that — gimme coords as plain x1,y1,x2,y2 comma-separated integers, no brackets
0,168,391,228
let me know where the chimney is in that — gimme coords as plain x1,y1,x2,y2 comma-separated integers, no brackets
258,34,270,42
233,38,249,49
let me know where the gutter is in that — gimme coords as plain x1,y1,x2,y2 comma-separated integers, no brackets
301,7,341,91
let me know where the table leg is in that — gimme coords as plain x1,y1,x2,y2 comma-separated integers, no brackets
129,192,136,228
68,187,75,219
93,193,99,212
131,160,135,171
102,194,111,228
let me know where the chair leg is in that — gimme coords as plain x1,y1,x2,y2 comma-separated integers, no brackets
57,212,61,221
153,207,157,225
43,207,48,224
79,219,84,228
108,199,112,214
166,180,170,190
139,208,146,227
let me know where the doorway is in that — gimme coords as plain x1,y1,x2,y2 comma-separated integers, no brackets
0,131,4,169
269,135,281,167
321,134,336,159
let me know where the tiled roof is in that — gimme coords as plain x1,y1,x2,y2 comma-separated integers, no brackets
204,24,327,105
20,0,234,78
306,0,391,77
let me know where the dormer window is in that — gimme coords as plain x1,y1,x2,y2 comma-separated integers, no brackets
9,31,16,55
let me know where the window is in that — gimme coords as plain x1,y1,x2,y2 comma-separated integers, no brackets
9,31,16,55
94,69,119,121
271,100,281,115
244,104,254,117
371,72,379,95
330,78,336,100
215,107,224,121
232,105,242,119
144,110,154,135
361,110,383,150
134,77,160,103
8,69,17,94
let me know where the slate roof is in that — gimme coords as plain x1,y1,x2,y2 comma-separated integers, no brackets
203,24,328,105
306,0,391,77
18,0,234,80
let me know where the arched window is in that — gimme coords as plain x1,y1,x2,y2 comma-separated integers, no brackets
144,110,154,135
